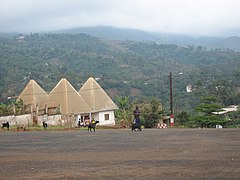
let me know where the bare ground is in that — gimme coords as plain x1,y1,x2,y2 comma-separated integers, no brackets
0,128,240,179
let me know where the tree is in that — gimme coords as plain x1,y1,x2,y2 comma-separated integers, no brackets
176,111,190,126
115,96,133,126
0,99,29,116
192,96,229,128
142,97,162,128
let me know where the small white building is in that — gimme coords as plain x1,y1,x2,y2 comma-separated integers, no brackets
213,105,239,115
186,85,193,92
79,77,118,126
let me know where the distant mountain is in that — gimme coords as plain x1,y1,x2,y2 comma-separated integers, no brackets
55,26,240,52
55,26,159,41
222,36,240,51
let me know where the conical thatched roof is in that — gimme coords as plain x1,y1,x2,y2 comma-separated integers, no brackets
79,77,118,112
17,79,48,109
47,78,92,114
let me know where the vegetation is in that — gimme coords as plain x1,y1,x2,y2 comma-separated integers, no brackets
115,96,163,128
115,96,239,128
0,33,239,127
190,97,228,128
115,96,133,126
0,99,29,116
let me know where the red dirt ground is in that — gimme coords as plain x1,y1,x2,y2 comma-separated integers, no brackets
0,128,240,179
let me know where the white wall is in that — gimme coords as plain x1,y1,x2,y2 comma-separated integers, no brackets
0,114,31,126
0,112,115,127
97,110,115,125
0,114,62,127
38,114,62,126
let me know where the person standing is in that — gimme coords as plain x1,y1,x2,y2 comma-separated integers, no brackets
133,106,140,125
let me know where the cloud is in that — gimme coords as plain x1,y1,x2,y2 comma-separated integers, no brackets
0,0,240,37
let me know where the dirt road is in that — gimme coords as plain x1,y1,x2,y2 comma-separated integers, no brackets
0,128,239,179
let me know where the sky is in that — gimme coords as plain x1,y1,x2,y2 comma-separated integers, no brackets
0,0,240,37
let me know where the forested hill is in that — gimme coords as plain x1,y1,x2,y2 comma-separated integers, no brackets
56,26,240,52
0,33,240,113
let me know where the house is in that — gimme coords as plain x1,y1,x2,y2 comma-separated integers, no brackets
16,77,118,126
213,105,239,115
46,78,93,126
17,79,48,113
47,78,92,115
79,77,118,126
16,80,48,124
186,85,193,92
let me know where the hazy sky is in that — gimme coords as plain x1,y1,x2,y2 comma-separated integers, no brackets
1,0,240,37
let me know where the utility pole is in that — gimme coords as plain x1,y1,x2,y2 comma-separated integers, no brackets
170,72,174,126
170,72,173,115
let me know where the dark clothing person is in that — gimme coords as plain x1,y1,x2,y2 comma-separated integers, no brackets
133,106,141,124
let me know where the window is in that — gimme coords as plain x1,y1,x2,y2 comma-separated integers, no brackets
104,114,109,120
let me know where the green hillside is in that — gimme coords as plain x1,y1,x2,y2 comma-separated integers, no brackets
0,33,239,114
56,26,240,52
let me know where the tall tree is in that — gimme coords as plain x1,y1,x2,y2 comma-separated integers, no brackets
192,96,229,128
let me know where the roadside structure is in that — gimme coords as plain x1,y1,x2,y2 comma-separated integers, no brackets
79,77,118,126
213,105,239,115
47,78,92,115
4,77,118,127
46,78,93,126
17,79,48,111
15,80,48,125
